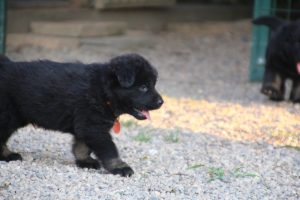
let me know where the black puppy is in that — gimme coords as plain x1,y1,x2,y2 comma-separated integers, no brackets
253,16,300,102
0,54,163,177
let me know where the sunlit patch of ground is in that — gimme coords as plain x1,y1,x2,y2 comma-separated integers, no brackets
122,95,300,147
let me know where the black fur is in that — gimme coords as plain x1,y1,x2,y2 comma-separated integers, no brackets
0,53,163,177
253,16,300,102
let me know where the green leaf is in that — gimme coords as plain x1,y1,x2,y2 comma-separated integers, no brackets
187,164,205,170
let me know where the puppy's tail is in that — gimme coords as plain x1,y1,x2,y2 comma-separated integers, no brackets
0,54,11,63
252,16,284,31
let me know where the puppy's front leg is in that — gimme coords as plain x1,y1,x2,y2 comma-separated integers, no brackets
289,79,300,103
83,132,134,177
72,139,100,169
261,66,285,101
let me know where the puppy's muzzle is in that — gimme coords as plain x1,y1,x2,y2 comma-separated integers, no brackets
153,97,164,109
156,98,164,107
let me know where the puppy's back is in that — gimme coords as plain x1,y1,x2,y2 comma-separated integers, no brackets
0,55,11,62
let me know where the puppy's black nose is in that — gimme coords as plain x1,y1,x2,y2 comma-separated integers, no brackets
157,98,164,107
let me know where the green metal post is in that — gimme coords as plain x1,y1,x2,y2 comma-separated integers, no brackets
0,0,6,54
249,0,272,82
287,0,292,20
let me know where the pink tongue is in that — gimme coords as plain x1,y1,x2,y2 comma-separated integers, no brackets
141,110,151,120
297,63,300,74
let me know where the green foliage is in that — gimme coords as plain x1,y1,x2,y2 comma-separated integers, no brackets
164,131,180,143
133,131,152,142
284,145,300,151
208,167,225,182
233,166,257,178
122,120,137,128
187,164,205,170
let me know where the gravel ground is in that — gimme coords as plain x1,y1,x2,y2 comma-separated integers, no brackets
1,20,299,199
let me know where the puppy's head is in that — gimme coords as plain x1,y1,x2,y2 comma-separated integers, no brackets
110,54,163,120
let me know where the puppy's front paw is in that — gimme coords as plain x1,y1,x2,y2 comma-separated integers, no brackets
289,90,300,103
103,158,134,177
290,95,300,103
261,86,284,101
0,153,23,162
76,157,101,169
111,166,134,177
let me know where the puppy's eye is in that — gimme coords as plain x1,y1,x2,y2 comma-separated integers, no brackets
139,85,148,93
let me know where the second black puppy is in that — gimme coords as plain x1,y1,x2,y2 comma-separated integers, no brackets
253,16,300,102
0,54,163,177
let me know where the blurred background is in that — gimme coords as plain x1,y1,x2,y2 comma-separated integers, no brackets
3,0,252,49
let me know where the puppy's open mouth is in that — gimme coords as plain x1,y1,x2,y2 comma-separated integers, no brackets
133,108,151,120
297,62,300,74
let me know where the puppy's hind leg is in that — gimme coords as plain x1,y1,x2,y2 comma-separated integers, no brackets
0,117,23,161
261,67,285,101
0,144,22,161
289,79,300,103
72,139,100,169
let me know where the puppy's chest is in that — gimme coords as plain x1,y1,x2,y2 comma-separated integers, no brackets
82,103,116,129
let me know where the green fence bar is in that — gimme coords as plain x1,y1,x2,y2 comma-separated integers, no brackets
0,0,6,54
249,0,272,82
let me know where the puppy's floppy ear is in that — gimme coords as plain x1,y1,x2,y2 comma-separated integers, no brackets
110,55,136,88
114,66,136,88
252,16,284,31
